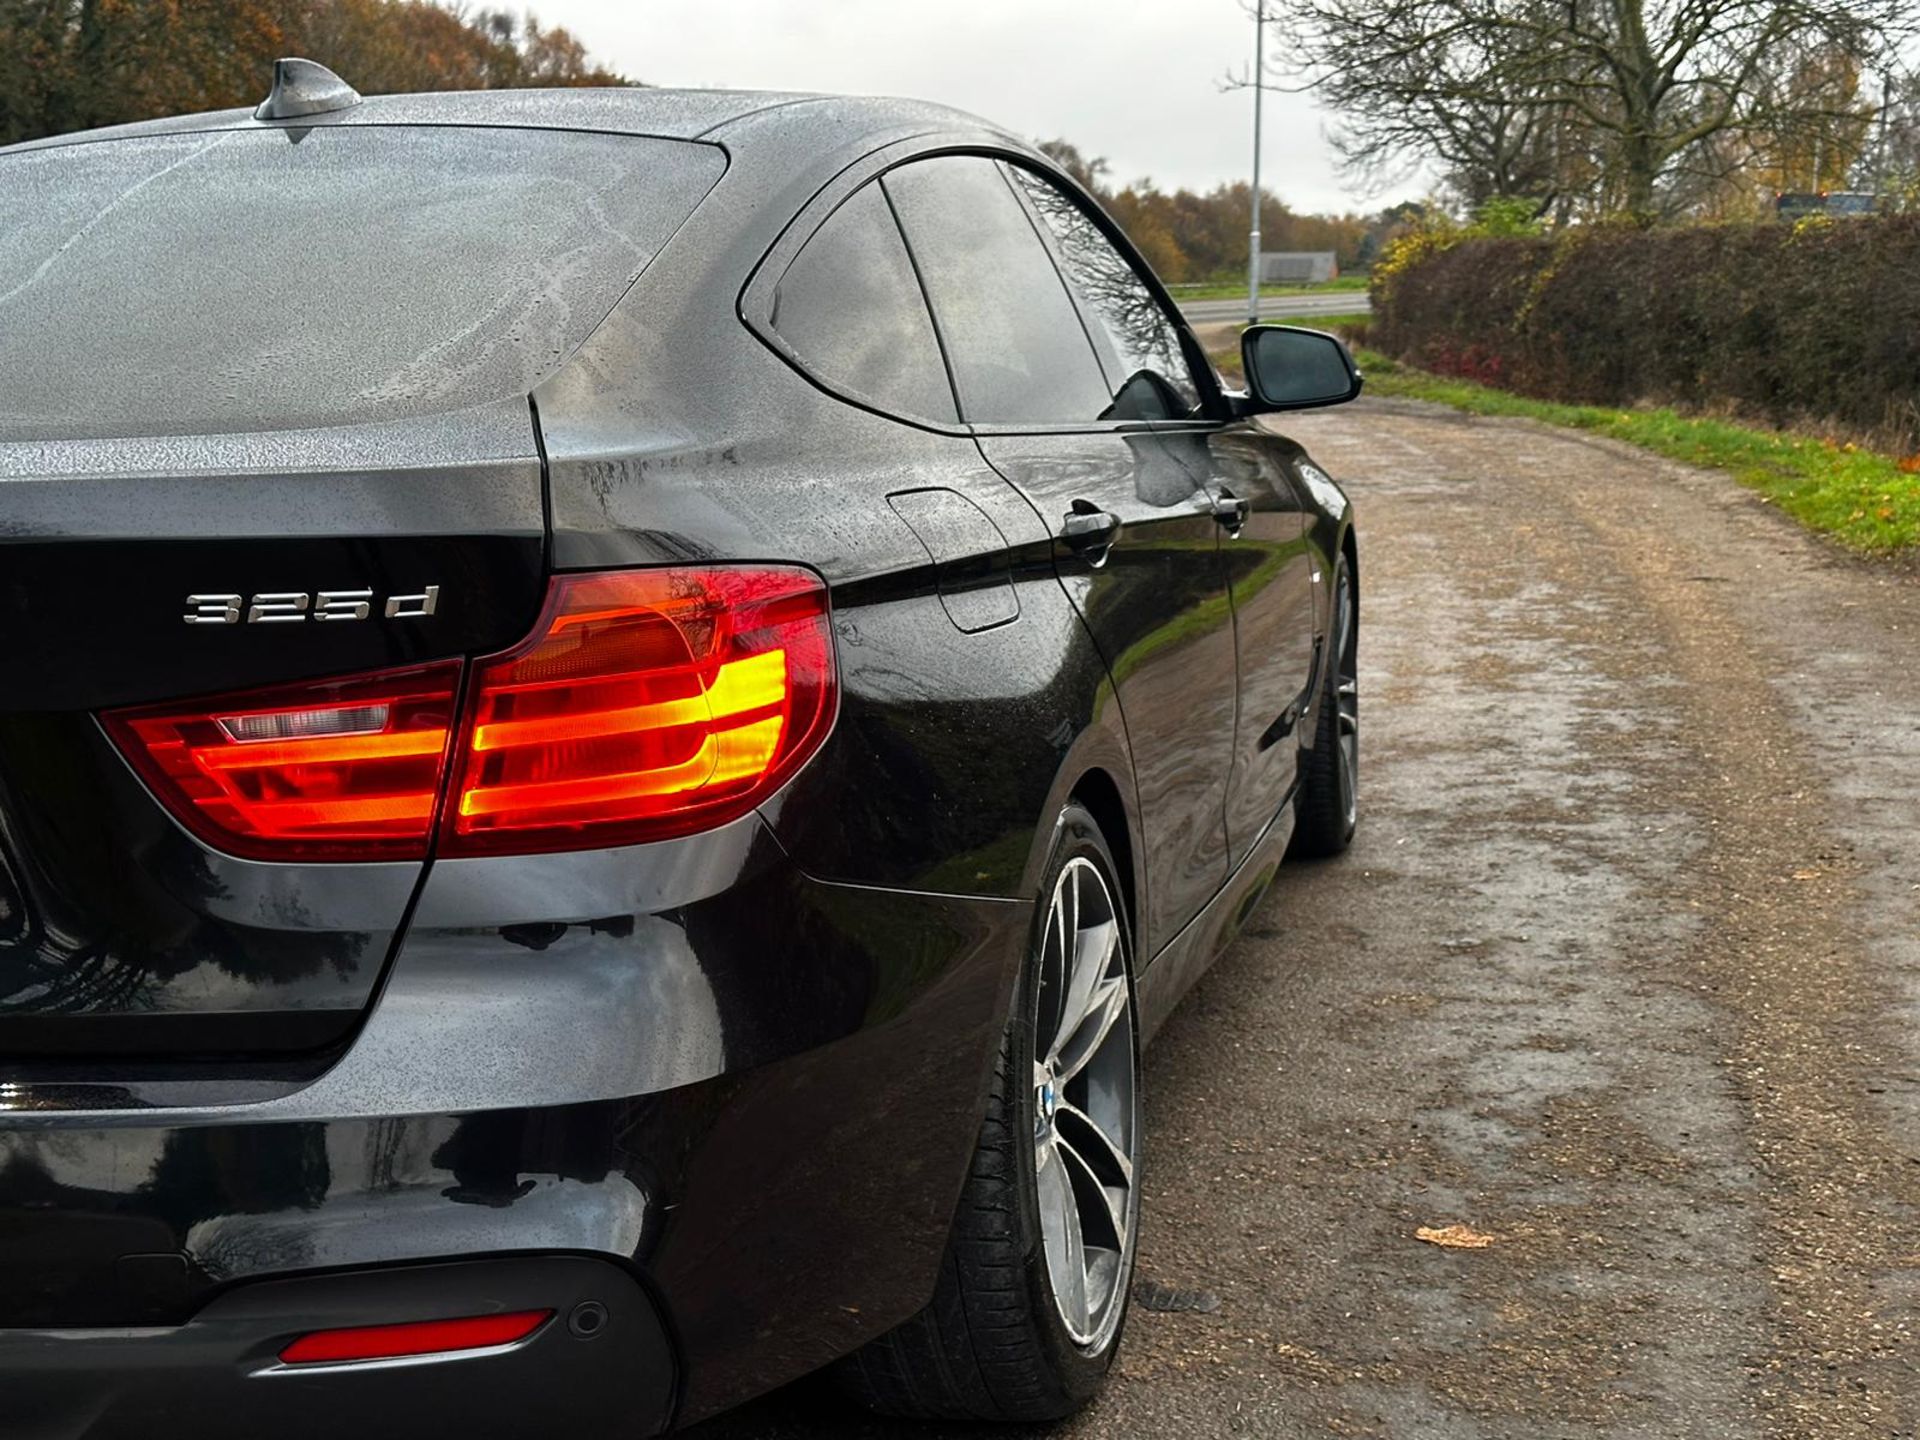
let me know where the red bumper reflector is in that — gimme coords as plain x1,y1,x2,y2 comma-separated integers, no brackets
279,1308,553,1365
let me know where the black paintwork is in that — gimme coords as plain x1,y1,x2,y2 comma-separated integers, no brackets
0,85,1358,1434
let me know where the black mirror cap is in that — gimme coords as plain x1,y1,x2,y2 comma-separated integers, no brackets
1240,324,1364,413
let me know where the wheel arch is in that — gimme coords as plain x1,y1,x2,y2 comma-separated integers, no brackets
1016,705,1149,957
1067,767,1137,949
1342,523,1359,640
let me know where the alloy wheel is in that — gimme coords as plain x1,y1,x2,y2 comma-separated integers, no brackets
1031,855,1138,1350
1333,566,1359,828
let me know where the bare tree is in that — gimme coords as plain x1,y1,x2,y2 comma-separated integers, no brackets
1863,68,1920,205
1257,0,1916,222
1262,7,1581,210
1036,138,1112,193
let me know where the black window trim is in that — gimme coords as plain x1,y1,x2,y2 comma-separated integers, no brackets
876,174,968,429
758,175,961,426
740,135,970,436
739,133,1231,438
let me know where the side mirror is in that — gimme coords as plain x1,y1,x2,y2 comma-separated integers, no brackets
1240,325,1364,412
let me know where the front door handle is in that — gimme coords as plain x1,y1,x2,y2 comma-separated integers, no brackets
1209,490,1250,534
1060,502,1121,563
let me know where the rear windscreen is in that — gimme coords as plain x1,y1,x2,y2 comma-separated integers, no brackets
0,126,724,440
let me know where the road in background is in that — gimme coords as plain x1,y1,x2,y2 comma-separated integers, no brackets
1178,290,1372,324
689,396,1920,1439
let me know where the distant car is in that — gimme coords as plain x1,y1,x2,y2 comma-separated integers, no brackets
1775,189,1883,219
0,60,1362,1437
1824,190,1880,217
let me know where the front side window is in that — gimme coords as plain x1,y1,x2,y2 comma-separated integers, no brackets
1004,164,1202,421
882,156,1111,426
769,181,957,423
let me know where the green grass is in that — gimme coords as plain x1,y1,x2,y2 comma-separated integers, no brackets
1299,313,1371,333
1170,276,1370,301
1351,348,1920,555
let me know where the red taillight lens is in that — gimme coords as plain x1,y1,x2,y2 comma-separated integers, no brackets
102,662,461,861
444,566,835,854
278,1309,552,1365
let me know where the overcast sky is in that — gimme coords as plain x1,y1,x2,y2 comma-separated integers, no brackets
528,0,1425,216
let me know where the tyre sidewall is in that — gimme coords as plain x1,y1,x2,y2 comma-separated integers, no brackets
1290,552,1359,858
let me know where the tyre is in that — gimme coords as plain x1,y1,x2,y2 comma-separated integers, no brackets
837,802,1142,1421
1290,551,1358,858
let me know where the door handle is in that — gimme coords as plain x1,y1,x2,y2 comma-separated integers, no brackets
1060,503,1121,562
1209,491,1250,534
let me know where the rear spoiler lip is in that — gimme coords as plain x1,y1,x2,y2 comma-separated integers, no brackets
0,394,537,480
0,397,544,540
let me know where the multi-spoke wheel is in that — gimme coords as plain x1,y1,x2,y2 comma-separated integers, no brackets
1032,855,1137,1351
1331,560,1359,830
1291,550,1360,857
837,803,1141,1422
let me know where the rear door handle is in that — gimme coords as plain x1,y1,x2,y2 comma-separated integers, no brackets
1209,491,1250,534
1060,503,1121,563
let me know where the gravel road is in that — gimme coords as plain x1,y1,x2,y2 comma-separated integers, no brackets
689,397,1920,1439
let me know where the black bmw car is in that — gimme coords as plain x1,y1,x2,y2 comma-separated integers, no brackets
0,60,1362,1437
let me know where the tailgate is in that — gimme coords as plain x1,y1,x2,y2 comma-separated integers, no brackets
0,408,544,1058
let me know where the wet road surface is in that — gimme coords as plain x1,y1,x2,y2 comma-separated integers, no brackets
689,397,1920,1439
1177,292,1373,324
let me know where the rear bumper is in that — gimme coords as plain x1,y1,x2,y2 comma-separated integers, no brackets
0,816,1031,1430
1,1256,672,1440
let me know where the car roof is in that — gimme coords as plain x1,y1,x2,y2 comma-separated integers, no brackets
0,86,1019,160
0,85,1042,454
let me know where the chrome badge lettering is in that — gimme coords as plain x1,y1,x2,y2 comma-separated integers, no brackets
183,593,243,625
184,585,439,625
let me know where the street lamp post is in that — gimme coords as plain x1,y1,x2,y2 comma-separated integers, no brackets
1247,0,1265,327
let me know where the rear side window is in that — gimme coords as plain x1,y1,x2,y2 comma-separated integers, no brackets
769,182,957,423
883,156,1111,426
1004,164,1202,420
0,127,725,441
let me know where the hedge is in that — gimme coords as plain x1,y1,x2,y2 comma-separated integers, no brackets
1369,218,1920,452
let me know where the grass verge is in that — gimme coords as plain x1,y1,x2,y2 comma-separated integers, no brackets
1350,349,1920,555
1171,276,1370,301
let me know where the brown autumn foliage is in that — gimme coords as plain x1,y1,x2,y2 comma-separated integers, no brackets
0,0,629,148
1037,137,1391,282
1101,178,1376,283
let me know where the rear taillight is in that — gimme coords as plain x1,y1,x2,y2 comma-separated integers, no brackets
103,567,835,862
102,663,461,861
445,566,835,854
